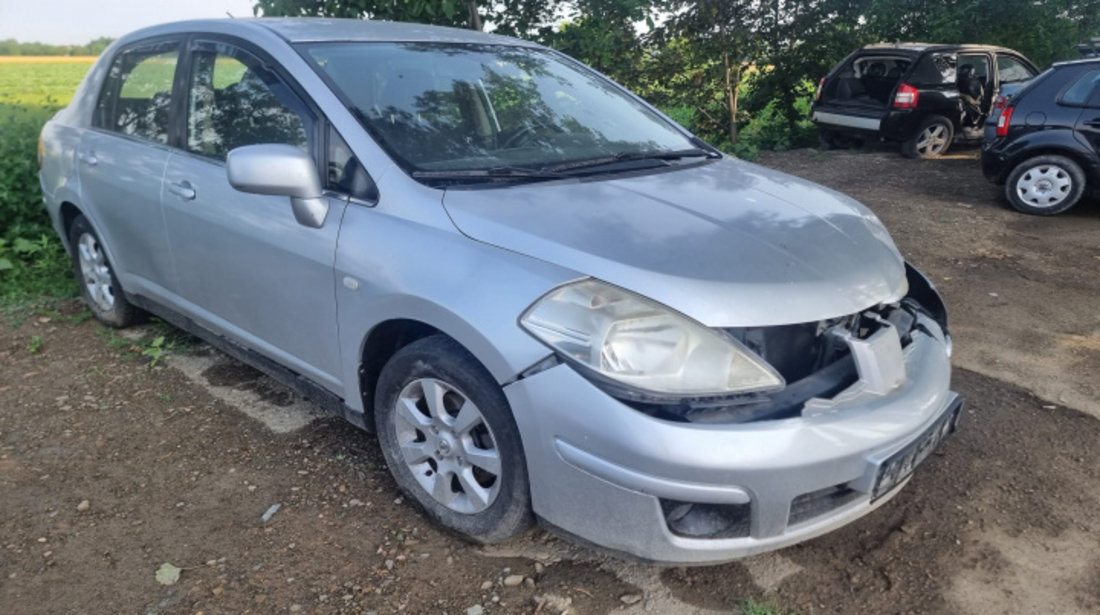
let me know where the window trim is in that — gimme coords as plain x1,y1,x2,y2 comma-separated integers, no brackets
91,35,186,148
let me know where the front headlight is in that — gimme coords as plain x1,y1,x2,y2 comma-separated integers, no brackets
519,279,784,398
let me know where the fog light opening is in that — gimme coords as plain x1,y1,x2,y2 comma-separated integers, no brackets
661,499,751,539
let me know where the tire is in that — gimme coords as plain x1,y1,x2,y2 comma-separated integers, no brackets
1004,155,1086,216
68,215,140,328
902,116,954,159
374,335,533,543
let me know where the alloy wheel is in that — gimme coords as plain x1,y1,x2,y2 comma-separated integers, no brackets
77,232,116,312
392,378,502,514
915,123,949,156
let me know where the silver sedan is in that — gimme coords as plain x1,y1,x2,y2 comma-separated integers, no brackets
38,17,961,564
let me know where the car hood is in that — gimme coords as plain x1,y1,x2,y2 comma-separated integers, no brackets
442,158,906,327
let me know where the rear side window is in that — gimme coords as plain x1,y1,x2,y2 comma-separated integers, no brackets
94,42,180,144
997,55,1035,84
185,41,312,160
1060,69,1100,107
910,52,957,85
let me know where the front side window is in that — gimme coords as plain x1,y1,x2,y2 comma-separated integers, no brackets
299,42,695,173
186,42,311,160
1061,69,1100,108
94,42,179,143
997,55,1035,84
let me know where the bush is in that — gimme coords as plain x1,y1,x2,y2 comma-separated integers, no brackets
0,102,76,301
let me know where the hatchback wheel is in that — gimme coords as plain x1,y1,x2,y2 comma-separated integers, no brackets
68,215,139,328
903,116,954,159
374,335,533,543
1005,155,1086,215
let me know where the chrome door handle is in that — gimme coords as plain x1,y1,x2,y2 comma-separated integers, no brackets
77,151,97,166
167,180,196,201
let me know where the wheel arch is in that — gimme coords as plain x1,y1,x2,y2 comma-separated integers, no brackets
59,201,84,252
350,295,551,423
357,318,444,423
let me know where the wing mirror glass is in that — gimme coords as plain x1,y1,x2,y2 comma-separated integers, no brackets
226,144,328,228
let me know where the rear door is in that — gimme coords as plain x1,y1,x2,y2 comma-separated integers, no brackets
77,38,183,297
161,38,347,389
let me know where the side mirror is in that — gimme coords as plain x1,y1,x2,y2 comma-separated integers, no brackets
226,144,329,228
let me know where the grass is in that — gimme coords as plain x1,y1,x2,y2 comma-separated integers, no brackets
0,56,90,305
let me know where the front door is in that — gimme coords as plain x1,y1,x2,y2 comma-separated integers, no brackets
162,39,346,389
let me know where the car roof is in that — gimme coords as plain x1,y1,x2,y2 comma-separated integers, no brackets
1053,57,1100,69
861,42,1020,54
117,17,536,47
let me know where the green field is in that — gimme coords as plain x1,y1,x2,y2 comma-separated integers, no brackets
0,56,94,107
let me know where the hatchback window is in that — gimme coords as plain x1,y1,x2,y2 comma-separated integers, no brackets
94,43,179,144
997,56,1034,84
186,42,311,160
1061,69,1100,107
299,42,695,172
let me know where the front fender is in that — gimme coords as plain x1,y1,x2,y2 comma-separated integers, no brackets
335,204,580,413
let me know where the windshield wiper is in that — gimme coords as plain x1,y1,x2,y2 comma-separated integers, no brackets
411,165,567,182
546,147,720,174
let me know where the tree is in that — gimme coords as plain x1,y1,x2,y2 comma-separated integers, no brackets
253,0,561,35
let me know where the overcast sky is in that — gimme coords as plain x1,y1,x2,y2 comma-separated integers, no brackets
0,0,260,44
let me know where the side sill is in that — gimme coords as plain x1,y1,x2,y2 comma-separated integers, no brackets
126,293,370,432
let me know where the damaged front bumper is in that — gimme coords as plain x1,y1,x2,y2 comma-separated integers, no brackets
504,268,959,564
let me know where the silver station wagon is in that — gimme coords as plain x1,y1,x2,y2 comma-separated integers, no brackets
39,18,962,564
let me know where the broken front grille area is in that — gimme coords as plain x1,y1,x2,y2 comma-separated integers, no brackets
627,299,929,424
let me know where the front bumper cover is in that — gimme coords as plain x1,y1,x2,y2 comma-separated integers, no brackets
504,317,957,564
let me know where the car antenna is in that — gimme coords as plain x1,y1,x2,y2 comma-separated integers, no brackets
226,11,235,18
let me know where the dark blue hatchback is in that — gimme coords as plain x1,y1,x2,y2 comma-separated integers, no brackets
981,58,1100,215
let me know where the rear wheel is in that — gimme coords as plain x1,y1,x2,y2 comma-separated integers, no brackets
1004,155,1086,215
68,215,139,328
374,335,533,543
902,116,954,159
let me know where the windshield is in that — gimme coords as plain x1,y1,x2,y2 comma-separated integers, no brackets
298,42,696,173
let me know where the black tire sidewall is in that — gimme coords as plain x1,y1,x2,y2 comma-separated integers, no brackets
1004,155,1086,216
903,116,954,159
374,335,533,543
68,216,136,328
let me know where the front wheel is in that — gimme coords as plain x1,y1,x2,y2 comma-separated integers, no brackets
1004,155,1086,215
68,215,140,328
374,335,533,543
902,116,954,159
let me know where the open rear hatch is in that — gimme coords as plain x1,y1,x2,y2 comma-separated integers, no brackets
820,53,914,109
814,52,917,131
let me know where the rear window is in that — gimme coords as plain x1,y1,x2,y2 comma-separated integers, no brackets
910,52,956,85
1060,69,1100,107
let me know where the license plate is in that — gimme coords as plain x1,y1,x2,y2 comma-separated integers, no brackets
872,398,963,501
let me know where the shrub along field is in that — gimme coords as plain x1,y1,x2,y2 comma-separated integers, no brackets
0,57,92,302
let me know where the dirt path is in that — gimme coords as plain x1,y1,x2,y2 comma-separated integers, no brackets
2,146,1098,615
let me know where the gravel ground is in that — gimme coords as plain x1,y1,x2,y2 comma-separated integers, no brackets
1,145,1098,614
